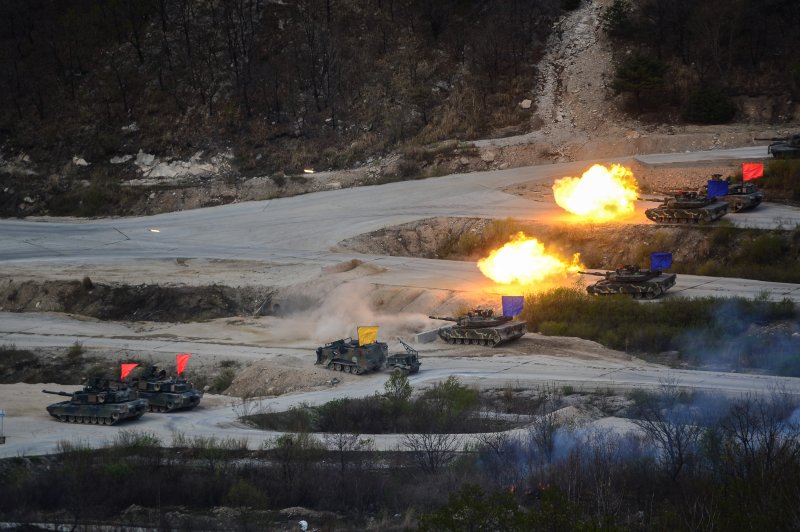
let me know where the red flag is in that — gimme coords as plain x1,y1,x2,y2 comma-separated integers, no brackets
742,162,764,181
176,353,192,375
120,363,138,380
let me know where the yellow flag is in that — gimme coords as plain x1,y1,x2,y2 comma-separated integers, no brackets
357,325,379,346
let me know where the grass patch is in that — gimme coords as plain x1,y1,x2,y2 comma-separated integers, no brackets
522,287,800,375
759,159,800,202
245,377,524,434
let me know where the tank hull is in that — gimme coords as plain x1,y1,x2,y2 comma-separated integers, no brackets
315,340,388,374
134,379,203,412
645,202,728,223
46,398,148,425
436,320,527,346
137,389,203,412
587,273,676,299
720,192,762,212
769,145,800,159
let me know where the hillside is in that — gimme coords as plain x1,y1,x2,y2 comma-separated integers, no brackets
1,0,798,218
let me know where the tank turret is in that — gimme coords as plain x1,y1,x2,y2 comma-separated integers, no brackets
42,379,148,425
428,308,526,346
644,191,728,224
579,265,676,299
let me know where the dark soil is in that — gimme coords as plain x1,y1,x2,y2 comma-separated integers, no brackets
0,279,276,322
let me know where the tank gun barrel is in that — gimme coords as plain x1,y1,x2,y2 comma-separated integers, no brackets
577,271,605,277
428,315,457,322
754,137,787,141
42,389,72,397
637,196,668,203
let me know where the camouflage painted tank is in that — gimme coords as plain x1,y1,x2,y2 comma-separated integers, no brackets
315,338,388,374
645,192,728,224
756,134,800,159
43,376,148,425
428,308,527,346
130,365,204,412
700,176,763,212
579,265,676,299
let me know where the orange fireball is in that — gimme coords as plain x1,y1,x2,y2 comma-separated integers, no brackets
477,232,583,285
552,164,639,222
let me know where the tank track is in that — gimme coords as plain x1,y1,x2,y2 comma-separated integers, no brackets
54,411,145,425
325,359,365,374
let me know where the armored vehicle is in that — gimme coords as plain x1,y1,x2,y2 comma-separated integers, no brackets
756,134,800,158
130,365,204,412
315,337,388,374
43,376,148,425
387,338,422,374
579,265,676,299
700,176,763,212
428,308,527,346
644,192,728,224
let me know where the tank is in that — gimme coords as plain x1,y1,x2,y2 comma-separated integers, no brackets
387,338,421,374
755,134,800,158
579,265,676,299
42,376,148,425
699,175,763,212
644,192,728,224
428,308,527,346
315,337,388,374
130,365,204,412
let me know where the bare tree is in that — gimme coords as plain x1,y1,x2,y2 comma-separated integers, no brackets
719,388,800,480
324,431,374,474
528,384,565,465
633,376,703,481
402,431,461,474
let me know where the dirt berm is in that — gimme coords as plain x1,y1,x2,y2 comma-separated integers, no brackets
0,279,276,322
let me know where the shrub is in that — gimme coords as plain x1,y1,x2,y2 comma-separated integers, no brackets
737,234,786,265
684,86,737,124
224,479,269,509
211,368,236,393
67,341,84,359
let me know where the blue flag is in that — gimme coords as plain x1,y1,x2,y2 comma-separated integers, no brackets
706,179,729,198
502,296,524,318
650,252,673,271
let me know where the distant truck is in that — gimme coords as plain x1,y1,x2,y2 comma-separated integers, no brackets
315,337,421,375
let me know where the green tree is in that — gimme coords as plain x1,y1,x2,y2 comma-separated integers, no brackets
601,0,634,39
683,85,737,124
384,369,412,403
611,54,668,110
